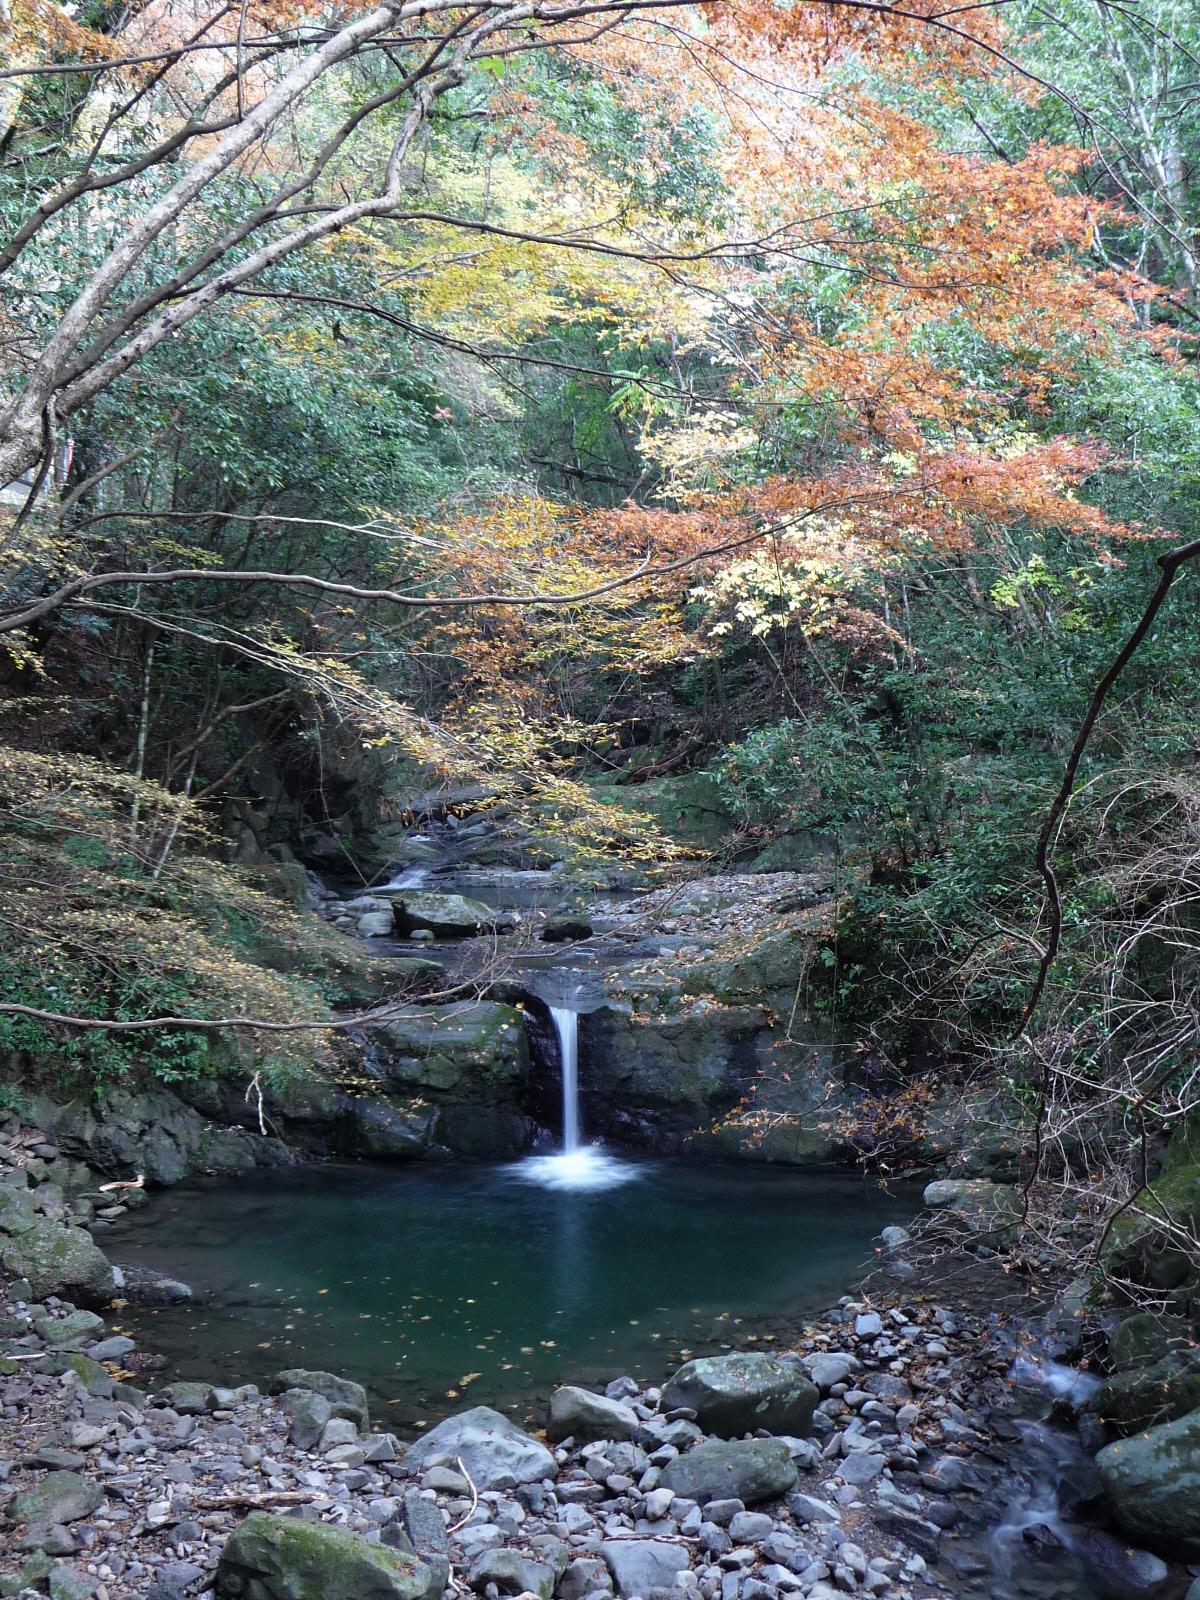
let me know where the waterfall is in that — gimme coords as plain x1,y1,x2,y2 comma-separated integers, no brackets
508,992,637,1191
549,1003,580,1153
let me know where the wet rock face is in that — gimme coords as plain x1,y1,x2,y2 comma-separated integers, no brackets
27,1087,287,1187
358,1003,536,1158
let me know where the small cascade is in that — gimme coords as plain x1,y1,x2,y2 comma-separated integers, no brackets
378,864,429,893
511,992,639,1191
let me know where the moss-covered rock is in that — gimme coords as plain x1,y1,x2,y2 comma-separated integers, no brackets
660,1353,818,1438
7,1471,104,1528
216,1512,446,1600
0,1214,114,1306
587,771,736,851
1104,1119,1200,1300
359,1003,534,1157
1097,1407,1200,1556
1095,1354,1200,1433
1110,1313,1195,1372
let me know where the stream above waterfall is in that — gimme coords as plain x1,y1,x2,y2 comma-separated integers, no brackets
104,1161,913,1431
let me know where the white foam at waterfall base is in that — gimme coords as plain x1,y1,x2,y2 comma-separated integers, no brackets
511,1147,642,1191
511,998,640,1190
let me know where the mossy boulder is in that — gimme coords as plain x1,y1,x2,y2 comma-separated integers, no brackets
0,1214,114,1306
587,772,736,850
389,892,511,938
359,1004,533,1157
365,1004,528,1096
661,1353,818,1438
1096,1408,1200,1556
1095,1354,1200,1433
216,1512,446,1600
7,1472,104,1528
1105,1119,1200,1300
1110,1313,1195,1372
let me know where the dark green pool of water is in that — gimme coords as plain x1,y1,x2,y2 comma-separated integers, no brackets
104,1161,912,1432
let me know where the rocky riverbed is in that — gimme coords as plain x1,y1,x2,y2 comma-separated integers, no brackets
4,1152,1198,1600
4,1087,1200,1600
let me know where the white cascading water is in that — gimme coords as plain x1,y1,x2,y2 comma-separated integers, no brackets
550,1003,581,1153
512,995,638,1191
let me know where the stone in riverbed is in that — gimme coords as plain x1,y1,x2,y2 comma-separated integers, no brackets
403,1405,557,1489
390,892,511,938
659,1440,797,1506
216,1512,446,1600
547,1386,639,1445
32,1311,105,1348
660,1354,817,1439
399,1490,448,1557
86,1336,135,1363
47,1566,96,1600
557,1557,614,1600
469,1549,555,1598
271,1368,369,1429
7,1472,104,1527
806,1355,852,1391
1077,1529,1169,1597
1097,1409,1200,1555
282,1390,331,1450
599,1539,690,1598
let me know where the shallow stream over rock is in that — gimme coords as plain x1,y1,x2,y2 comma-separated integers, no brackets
103,1162,912,1430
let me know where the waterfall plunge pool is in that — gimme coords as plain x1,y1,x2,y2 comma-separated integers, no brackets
104,1161,914,1432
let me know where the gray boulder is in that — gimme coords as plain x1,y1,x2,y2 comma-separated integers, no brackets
216,1512,445,1600
468,1550,555,1599
403,1405,557,1489
33,1311,105,1348
271,1369,369,1430
659,1440,798,1506
557,1558,614,1600
599,1540,690,1598
1078,1530,1169,1597
547,1386,639,1445
661,1353,817,1438
1097,1409,1200,1555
